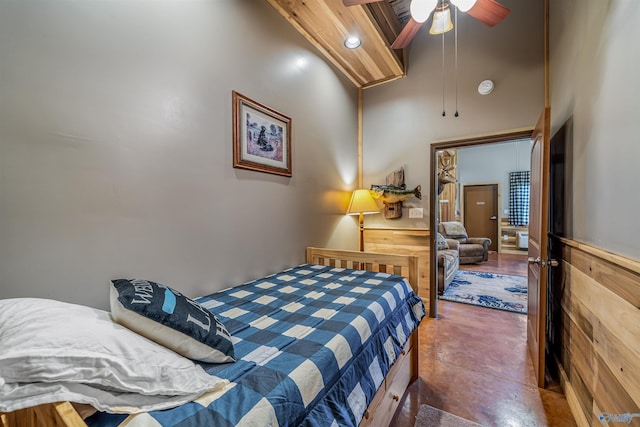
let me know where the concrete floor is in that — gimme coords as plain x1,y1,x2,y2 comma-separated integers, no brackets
390,254,577,426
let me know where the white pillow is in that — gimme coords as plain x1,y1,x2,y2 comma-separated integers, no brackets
0,380,233,414
0,298,227,413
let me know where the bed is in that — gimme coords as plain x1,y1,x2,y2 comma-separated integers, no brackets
0,247,424,427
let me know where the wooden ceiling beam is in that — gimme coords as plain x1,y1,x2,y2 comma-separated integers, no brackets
266,0,406,88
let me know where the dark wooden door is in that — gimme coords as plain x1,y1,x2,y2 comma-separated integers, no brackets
546,119,572,386
463,184,498,251
527,108,550,388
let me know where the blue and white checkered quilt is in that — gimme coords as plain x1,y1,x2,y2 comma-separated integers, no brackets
87,264,425,427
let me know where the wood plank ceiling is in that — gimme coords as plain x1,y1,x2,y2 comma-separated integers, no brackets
266,0,412,88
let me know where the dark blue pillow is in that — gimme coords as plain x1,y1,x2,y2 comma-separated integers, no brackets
110,279,234,363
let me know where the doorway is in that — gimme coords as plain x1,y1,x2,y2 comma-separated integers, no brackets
428,129,533,316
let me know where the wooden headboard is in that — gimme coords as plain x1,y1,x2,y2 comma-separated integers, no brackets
306,247,419,295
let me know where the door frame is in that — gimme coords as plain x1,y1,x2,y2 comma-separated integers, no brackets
428,129,533,318
460,182,501,252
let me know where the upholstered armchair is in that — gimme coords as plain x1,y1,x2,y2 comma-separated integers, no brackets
438,221,491,264
437,236,460,294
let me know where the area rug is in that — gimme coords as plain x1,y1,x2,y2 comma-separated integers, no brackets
414,404,483,427
439,270,527,314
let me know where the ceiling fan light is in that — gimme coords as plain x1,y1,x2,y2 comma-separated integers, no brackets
410,0,438,23
450,0,477,13
429,5,453,35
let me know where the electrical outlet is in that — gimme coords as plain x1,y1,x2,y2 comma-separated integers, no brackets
409,208,423,218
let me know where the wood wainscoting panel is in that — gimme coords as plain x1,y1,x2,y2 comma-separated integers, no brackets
363,228,430,302
565,244,640,309
557,238,640,426
560,302,594,416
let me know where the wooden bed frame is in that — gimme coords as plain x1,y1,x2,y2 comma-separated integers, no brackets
1,247,420,427
307,247,420,427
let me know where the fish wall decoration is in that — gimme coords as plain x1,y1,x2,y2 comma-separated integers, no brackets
370,167,422,219
370,185,422,204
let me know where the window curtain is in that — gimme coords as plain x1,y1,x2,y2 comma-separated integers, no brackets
509,171,530,226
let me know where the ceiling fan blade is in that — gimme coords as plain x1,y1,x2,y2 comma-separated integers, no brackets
391,18,424,49
466,0,510,27
342,0,383,6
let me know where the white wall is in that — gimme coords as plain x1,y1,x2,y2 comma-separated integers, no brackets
457,139,531,215
362,0,544,228
0,0,359,309
550,0,640,258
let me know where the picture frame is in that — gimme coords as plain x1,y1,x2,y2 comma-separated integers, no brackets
232,91,292,177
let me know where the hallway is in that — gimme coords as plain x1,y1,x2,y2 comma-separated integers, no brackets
390,252,576,426
391,301,576,426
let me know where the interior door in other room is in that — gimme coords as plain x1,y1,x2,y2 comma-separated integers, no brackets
463,184,498,251
527,107,550,388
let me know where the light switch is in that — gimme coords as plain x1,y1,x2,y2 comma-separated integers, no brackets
409,208,423,218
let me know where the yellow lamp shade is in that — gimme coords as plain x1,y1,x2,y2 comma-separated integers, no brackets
346,189,380,215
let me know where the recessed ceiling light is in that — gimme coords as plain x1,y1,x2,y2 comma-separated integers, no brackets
344,36,361,49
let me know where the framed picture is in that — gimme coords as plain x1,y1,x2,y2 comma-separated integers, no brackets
232,91,292,177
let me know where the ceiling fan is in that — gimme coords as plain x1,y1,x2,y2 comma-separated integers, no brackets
343,0,510,49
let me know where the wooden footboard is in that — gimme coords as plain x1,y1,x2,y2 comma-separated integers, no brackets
3,248,421,427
